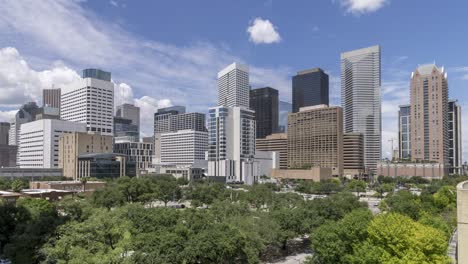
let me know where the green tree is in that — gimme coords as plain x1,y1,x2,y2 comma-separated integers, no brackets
382,190,421,220
92,183,126,210
347,180,367,197
432,185,456,209
11,178,28,192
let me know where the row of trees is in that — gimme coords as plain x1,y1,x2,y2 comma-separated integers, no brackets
1,174,466,263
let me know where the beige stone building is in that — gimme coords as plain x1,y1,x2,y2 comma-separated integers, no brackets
288,105,343,176
410,64,448,164
256,133,288,169
270,167,332,181
58,132,113,179
343,133,365,178
377,161,446,180
29,180,106,192
457,181,468,264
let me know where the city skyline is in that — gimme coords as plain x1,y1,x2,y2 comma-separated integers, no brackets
0,1,467,160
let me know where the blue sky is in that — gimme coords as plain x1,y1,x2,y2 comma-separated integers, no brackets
0,0,467,159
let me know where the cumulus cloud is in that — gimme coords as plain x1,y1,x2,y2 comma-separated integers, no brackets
0,46,80,107
340,0,388,15
247,18,281,44
0,1,291,136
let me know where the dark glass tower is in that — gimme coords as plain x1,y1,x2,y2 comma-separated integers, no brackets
292,68,329,113
250,87,279,139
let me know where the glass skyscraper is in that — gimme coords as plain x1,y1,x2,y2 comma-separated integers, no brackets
292,68,329,113
341,45,381,172
250,87,279,139
398,105,411,159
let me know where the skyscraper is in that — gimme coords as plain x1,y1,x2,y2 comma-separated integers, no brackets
341,45,381,172
398,105,411,160
0,122,10,145
116,103,140,136
9,102,41,146
250,87,279,138
292,68,329,113
218,62,249,108
61,69,114,136
448,100,462,174
207,106,256,183
288,105,343,176
410,64,448,164
43,88,61,109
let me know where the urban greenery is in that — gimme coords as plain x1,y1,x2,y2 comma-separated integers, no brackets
0,174,466,263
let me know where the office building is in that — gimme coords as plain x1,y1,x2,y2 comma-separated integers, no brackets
116,103,140,137
410,64,448,164
256,133,288,169
0,145,17,167
250,87,279,138
217,62,249,108
343,133,365,179
77,153,136,178
377,161,446,180
61,69,114,136
207,106,257,183
457,180,468,264
114,141,154,172
58,132,113,179
341,45,381,172
159,165,205,181
82,68,111,81
0,122,10,145
288,105,343,176
448,100,462,174
154,106,205,163
9,102,41,146
159,129,208,165
43,88,61,110
18,119,86,168
279,101,292,133
398,105,411,160
36,106,60,120
114,117,139,142
292,68,329,113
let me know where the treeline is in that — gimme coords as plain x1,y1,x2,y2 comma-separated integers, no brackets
0,174,466,263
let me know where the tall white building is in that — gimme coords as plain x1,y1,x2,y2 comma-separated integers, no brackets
160,129,208,165
217,62,250,108
18,119,86,168
61,69,114,136
341,45,381,172
207,106,256,183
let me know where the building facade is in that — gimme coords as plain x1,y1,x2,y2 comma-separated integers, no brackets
18,119,86,168
159,129,208,165
114,141,154,171
114,116,139,142
58,132,113,179
9,102,41,146
116,103,140,138
448,100,462,174
457,181,468,264
207,106,256,183
0,122,10,145
250,87,279,138
288,105,343,176
217,62,249,108
77,153,136,178
61,69,114,136
343,133,365,178
256,133,288,169
410,64,448,164
341,45,381,172
0,145,17,168
398,105,411,160
292,68,329,113
377,161,446,180
43,88,61,110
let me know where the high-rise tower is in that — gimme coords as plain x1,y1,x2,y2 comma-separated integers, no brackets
217,62,249,108
292,68,329,113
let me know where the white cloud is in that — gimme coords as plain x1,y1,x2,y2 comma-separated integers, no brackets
0,1,291,136
0,46,80,107
247,18,281,44
340,0,388,15
0,110,17,122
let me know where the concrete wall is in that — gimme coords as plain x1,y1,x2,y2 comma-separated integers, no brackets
457,181,468,264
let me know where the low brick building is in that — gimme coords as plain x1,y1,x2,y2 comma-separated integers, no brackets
29,181,106,192
377,161,447,180
270,167,333,181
